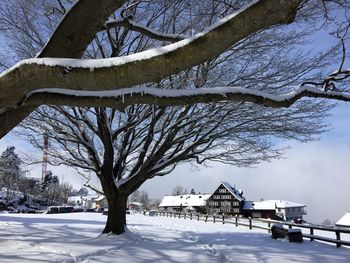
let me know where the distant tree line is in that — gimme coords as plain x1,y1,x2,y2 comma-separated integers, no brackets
129,190,161,210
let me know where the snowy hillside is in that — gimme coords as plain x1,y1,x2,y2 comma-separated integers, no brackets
0,212,349,262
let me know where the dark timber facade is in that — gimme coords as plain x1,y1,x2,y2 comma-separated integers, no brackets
206,182,245,215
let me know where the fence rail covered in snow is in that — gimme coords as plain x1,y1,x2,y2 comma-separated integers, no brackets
157,212,350,248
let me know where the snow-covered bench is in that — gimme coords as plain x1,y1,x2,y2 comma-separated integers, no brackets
271,223,303,243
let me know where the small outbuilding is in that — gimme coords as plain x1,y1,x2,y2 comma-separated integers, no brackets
336,212,350,228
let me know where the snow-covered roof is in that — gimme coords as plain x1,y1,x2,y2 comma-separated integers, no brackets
211,181,245,201
159,194,211,207
129,202,143,207
336,212,350,227
94,195,105,202
243,200,306,210
67,195,99,203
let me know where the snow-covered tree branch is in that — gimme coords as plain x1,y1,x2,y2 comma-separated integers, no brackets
20,83,350,109
0,0,303,138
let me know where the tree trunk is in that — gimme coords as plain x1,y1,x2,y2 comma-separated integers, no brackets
100,175,129,235
103,193,128,235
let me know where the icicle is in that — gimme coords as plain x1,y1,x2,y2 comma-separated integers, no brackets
122,94,125,103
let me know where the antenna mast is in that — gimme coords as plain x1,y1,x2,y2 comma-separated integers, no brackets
42,133,48,180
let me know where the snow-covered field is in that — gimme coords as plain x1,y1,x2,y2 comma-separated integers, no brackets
0,213,349,262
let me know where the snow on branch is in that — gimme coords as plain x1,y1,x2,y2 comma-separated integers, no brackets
0,0,304,139
23,85,350,109
104,18,187,42
0,0,302,109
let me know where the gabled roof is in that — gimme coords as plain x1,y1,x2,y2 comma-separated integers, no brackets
159,194,211,207
210,181,245,201
243,200,306,210
67,195,99,203
336,212,350,227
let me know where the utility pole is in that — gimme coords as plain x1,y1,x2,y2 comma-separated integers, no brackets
41,133,48,181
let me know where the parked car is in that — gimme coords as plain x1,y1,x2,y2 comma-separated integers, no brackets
148,210,158,216
46,206,74,214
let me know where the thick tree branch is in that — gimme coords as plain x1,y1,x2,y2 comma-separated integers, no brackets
22,85,350,108
39,0,127,58
0,0,302,108
0,0,128,138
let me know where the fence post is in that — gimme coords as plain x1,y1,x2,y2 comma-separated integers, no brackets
213,215,216,223
179,213,181,219
235,215,238,227
222,215,225,224
184,213,186,219
268,220,271,233
190,213,192,220
336,231,341,248
310,228,314,241
197,214,200,221
205,215,208,222
249,217,252,230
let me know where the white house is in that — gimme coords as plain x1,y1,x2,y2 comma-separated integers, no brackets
67,195,101,208
159,194,211,212
243,200,307,221
336,212,350,228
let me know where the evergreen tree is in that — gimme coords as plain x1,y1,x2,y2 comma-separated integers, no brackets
41,171,60,205
0,146,22,197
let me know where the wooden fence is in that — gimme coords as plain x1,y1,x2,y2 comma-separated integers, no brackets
156,211,350,248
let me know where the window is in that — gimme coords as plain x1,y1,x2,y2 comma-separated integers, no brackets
222,201,231,207
219,189,227,193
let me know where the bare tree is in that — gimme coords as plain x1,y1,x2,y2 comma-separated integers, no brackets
172,185,188,196
58,183,73,203
0,0,350,235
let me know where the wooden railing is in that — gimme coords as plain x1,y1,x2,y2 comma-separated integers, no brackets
156,211,350,248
